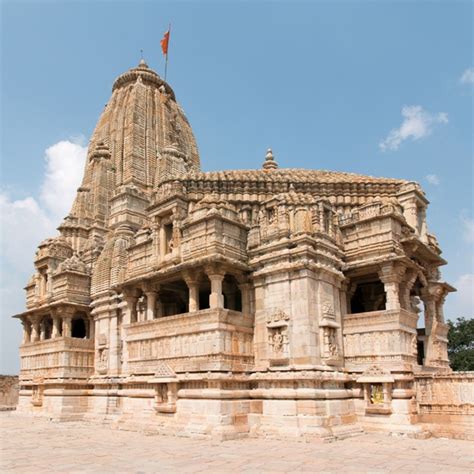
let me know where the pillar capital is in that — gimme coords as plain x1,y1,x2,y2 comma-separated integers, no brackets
204,264,226,280
122,286,141,299
378,262,406,284
142,281,160,294
60,305,76,320
182,269,201,287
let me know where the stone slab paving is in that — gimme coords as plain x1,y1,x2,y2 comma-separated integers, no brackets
1,413,473,473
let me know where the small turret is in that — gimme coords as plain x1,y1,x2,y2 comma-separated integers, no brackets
262,148,278,171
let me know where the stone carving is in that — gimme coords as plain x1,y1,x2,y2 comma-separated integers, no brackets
322,326,338,358
266,309,290,327
322,301,335,319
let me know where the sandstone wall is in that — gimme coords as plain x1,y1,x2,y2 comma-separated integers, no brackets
415,372,474,440
0,375,19,408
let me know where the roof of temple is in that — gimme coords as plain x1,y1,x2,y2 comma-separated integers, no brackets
182,168,408,185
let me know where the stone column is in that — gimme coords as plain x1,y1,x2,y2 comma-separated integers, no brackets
206,267,225,309
183,271,201,313
21,318,31,344
436,295,446,324
379,263,406,311
153,291,163,318
125,296,138,324
62,315,72,338
145,291,157,320
421,293,436,335
346,282,357,314
30,316,41,342
88,316,95,339
188,282,200,312
46,268,53,297
52,315,62,338
39,319,46,341
159,223,167,258
238,283,252,314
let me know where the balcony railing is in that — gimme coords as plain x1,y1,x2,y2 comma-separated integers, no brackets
125,308,254,374
20,336,94,380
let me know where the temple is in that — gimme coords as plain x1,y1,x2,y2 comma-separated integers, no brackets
14,60,473,440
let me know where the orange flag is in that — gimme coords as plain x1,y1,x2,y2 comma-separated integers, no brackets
161,29,170,56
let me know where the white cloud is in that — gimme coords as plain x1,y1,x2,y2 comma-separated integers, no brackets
40,140,87,223
0,139,87,374
379,105,448,152
0,140,87,264
460,67,474,84
461,215,474,243
426,174,440,185
446,274,474,320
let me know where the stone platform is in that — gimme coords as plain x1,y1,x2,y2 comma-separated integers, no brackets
1,412,473,473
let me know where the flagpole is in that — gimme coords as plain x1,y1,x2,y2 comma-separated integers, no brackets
164,23,171,81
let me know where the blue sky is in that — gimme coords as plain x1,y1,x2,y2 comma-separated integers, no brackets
0,0,472,374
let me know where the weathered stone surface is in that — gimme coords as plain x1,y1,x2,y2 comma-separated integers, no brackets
12,61,473,441
0,376,18,409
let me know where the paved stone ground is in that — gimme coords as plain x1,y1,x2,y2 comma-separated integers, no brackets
1,412,473,473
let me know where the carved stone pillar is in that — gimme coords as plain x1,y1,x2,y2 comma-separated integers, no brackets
399,269,417,311
62,315,72,338
21,318,31,344
46,268,53,297
238,283,252,314
145,291,157,321
123,296,138,324
39,319,46,341
183,272,199,313
88,316,95,339
206,267,225,309
422,294,436,335
346,282,357,314
158,225,167,259
436,295,446,324
52,315,62,338
155,291,164,318
30,316,41,342
379,263,406,311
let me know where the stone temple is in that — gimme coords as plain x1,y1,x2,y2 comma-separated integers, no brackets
14,60,473,440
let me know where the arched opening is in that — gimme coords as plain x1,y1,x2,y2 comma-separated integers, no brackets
350,276,386,313
71,316,87,338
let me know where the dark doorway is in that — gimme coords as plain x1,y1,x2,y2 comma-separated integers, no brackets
71,318,86,338
350,280,386,313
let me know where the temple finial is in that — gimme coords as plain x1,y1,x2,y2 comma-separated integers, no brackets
138,50,148,68
262,147,278,171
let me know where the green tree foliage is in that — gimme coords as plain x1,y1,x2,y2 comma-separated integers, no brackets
447,317,474,371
